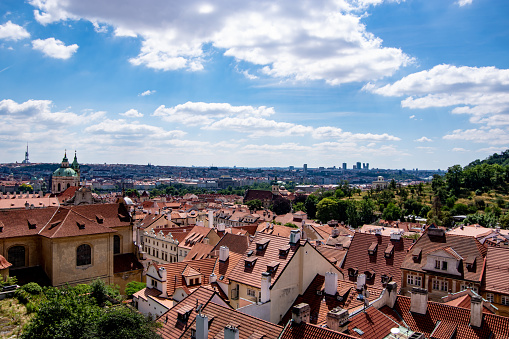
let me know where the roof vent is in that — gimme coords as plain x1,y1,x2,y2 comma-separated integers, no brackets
96,214,104,223
77,221,85,229
368,242,378,255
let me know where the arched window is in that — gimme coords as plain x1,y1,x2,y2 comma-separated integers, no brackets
113,235,121,254
77,244,91,266
57,183,61,192
8,246,25,268
67,183,70,189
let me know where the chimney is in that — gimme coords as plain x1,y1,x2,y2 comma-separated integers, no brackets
260,272,271,303
208,211,214,228
470,295,483,327
196,313,208,339
385,282,398,308
218,223,225,232
289,229,301,245
327,307,349,332
159,267,168,297
410,287,428,315
224,325,239,339
209,273,217,284
292,303,310,324
324,272,338,296
356,273,366,290
331,227,339,237
219,246,230,261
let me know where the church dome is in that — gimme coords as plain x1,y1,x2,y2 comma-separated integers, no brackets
53,167,78,177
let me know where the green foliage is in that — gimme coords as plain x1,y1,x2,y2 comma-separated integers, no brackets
20,282,43,295
284,222,298,228
15,289,30,305
304,195,319,219
271,197,291,215
316,197,339,223
90,280,121,306
464,212,499,227
0,276,17,288
21,282,160,339
245,199,262,211
382,202,402,221
19,183,33,193
125,282,146,299
292,201,305,212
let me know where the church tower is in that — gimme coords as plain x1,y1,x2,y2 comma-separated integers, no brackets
51,151,80,194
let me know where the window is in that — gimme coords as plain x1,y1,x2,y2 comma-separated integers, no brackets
113,235,121,254
502,296,509,306
432,279,448,291
8,246,25,268
460,284,478,293
77,244,91,266
151,278,158,288
407,273,421,287
247,288,256,297
487,293,494,303
442,261,448,270
435,260,441,269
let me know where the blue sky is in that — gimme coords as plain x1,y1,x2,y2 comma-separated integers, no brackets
0,0,508,170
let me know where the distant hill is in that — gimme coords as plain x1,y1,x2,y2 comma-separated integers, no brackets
466,149,509,168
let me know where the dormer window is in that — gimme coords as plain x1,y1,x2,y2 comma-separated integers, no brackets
368,242,377,255
384,244,394,258
267,261,279,273
466,256,476,271
364,270,375,280
95,214,104,223
348,268,358,277
412,248,422,262
244,256,257,268
279,245,290,257
256,238,270,252
77,221,85,230
27,219,37,229
381,274,391,284
176,305,193,322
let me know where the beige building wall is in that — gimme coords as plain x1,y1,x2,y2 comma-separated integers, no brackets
269,242,341,323
0,236,41,268
50,234,112,286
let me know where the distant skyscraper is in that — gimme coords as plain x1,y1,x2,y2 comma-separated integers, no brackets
303,164,308,176
22,143,30,164
356,162,361,170
366,163,369,170
342,163,347,170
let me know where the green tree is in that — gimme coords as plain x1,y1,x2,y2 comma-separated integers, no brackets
316,198,339,223
271,197,291,215
245,199,262,211
359,198,375,225
125,281,146,299
95,306,161,339
292,202,305,212
305,195,319,219
382,202,402,221
19,183,33,193
445,164,463,196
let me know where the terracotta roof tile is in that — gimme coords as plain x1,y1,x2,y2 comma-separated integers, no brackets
228,233,298,289
485,247,509,295
133,287,162,301
184,242,214,261
280,322,356,339
346,305,402,338
0,207,58,238
0,254,12,270
401,231,487,283
211,233,251,254
156,258,217,297
342,232,413,289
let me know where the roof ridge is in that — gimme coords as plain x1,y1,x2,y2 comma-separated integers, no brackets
37,206,61,235
49,207,71,238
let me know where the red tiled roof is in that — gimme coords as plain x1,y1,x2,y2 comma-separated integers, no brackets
214,252,244,285
401,231,487,283
0,207,58,238
228,233,298,289
133,287,162,301
347,305,402,338
211,233,251,254
280,322,356,339
180,301,283,339
0,254,12,270
485,246,509,295
157,258,217,297
281,274,384,326
183,242,214,261
342,232,413,289
390,295,509,339
156,286,219,339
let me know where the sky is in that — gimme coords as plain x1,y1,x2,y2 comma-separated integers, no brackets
0,0,508,170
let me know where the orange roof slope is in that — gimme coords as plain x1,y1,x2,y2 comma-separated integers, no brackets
280,322,357,339
157,258,217,297
228,233,299,289
0,207,58,238
400,231,487,283
485,246,509,295
212,232,251,254
391,296,509,339
0,254,12,270
342,232,413,289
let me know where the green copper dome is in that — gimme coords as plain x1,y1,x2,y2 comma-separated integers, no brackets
53,167,78,177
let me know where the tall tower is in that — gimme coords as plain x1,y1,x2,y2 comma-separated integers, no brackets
22,143,30,164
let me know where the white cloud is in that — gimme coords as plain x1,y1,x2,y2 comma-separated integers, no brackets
456,0,472,6
0,21,30,41
28,0,411,85
366,64,509,145
32,38,78,59
139,90,156,96
452,147,468,152
444,128,509,145
414,136,432,142
120,109,143,118
409,115,415,119
92,21,108,33
84,119,186,139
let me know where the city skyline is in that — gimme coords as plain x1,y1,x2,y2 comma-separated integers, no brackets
0,0,508,170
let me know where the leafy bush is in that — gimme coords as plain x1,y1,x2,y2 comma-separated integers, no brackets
21,282,42,295
125,281,146,299
15,289,30,304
